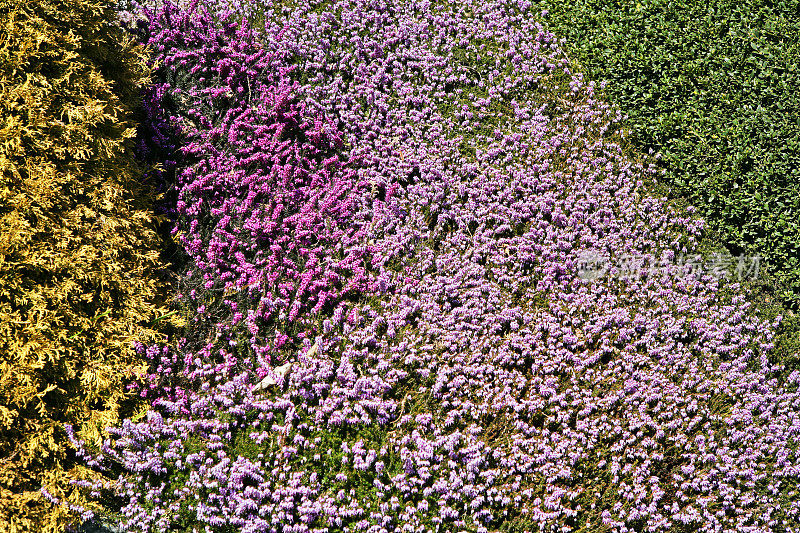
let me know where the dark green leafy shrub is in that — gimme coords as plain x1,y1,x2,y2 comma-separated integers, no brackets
528,0,800,355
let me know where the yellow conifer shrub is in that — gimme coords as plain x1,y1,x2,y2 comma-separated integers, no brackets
0,1,179,531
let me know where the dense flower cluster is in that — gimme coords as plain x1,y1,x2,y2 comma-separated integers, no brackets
136,0,377,381
69,1,800,532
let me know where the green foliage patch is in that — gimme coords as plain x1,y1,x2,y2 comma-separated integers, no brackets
528,0,800,359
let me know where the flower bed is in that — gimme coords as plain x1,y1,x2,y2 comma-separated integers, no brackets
64,1,800,532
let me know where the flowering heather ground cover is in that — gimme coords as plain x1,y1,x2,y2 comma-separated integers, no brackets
62,1,800,532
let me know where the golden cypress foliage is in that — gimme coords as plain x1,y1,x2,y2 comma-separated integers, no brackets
0,1,179,531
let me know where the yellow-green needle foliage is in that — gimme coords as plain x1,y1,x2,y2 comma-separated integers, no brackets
0,1,179,531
